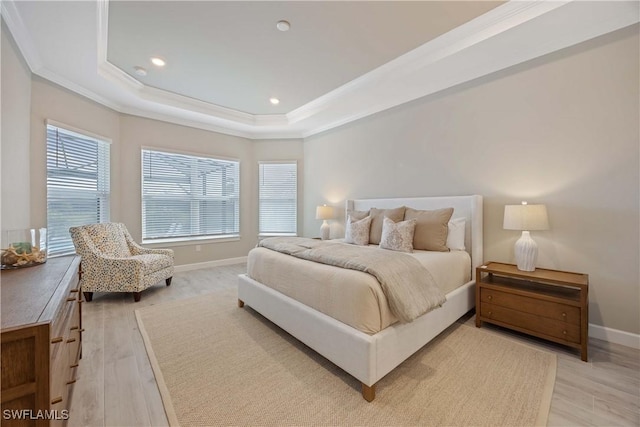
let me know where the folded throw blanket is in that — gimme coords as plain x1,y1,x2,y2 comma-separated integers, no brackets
258,237,446,323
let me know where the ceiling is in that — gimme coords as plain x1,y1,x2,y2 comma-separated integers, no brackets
2,1,638,139
107,1,502,115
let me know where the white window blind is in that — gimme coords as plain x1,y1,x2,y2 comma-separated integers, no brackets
142,149,240,242
46,124,110,256
259,161,297,236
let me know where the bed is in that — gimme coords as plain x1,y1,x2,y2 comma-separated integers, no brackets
237,195,483,401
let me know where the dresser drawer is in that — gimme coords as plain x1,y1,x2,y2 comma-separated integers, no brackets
480,302,581,343
68,300,81,365
480,288,580,325
50,287,79,409
1,255,83,424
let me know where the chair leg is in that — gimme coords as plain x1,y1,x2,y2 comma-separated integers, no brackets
166,277,172,286
133,292,141,302
83,292,93,302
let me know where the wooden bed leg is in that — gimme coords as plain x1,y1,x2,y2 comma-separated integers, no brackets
237,299,244,308
361,383,376,402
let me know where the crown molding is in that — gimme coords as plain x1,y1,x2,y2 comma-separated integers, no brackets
4,0,639,140
297,0,639,137
117,103,304,140
1,0,43,72
35,67,123,112
287,0,569,126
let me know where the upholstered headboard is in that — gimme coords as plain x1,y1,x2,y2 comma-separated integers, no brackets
345,195,483,280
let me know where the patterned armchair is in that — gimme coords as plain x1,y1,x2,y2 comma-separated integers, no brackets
70,223,174,302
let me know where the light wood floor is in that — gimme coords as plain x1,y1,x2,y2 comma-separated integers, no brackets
67,263,639,426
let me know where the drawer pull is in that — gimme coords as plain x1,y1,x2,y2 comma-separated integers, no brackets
562,312,567,318
70,363,79,368
70,326,79,330
51,396,63,405
79,328,85,332
488,311,492,316
66,379,77,385
563,330,567,335
70,288,79,293
66,297,76,302
66,338,77,343
51,337,63,344
487,295,492,300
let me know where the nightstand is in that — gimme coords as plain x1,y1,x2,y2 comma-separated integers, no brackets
475,262,589,361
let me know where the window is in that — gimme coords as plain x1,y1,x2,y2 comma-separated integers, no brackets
46,123,110,256
258,161,297,236
142,149,240,242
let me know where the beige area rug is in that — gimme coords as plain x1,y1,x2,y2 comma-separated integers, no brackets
136,290,556,426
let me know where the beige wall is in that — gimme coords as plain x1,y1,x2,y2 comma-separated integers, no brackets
119,115,257,265
1,24,304,266
30,76,122,230
23,77,304,266
1,21,32,229
303,26,640,334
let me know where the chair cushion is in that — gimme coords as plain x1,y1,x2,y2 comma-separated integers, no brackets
132,253,173,274
84,223,131,257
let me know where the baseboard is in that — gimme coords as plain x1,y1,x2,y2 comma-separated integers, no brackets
589,323,640,350
174,256,247,273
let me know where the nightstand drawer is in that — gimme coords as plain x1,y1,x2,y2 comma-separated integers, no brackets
480,288,579,325
480,302,580,343
476,262,589,361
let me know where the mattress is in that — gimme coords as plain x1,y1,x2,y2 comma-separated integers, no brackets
246,243,471,334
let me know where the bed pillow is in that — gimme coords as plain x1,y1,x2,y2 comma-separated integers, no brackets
404,207,454,252
346,209,369,221
447,217,466,251
379,217,416,253
369,206,406,245
344,215,372,246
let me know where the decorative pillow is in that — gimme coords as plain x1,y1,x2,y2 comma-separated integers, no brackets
379,217,416,253
404,207,454,252
369,206,406,245
344,215,372,246
447,217,466,251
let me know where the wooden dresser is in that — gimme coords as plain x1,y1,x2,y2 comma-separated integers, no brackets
1,256,82,426
476,261,589,361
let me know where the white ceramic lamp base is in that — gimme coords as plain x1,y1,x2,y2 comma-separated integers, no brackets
514,231,538,271
320,220,330,240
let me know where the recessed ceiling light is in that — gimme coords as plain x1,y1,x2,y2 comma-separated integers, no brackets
133,66,147,76
150,57,166,67
276,20,290,32
269,97,280,105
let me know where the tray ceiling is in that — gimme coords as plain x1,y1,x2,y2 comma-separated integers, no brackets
2,1,638,139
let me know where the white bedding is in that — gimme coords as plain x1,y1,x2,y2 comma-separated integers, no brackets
247,244,470,334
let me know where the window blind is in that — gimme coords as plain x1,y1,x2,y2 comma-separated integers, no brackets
46,124,110,256
259,162,297,236
142,149,240,242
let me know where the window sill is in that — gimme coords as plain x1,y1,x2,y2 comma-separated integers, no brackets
142,235,240,248
258,233,297,238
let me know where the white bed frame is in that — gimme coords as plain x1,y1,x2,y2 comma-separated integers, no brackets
238,195,483,401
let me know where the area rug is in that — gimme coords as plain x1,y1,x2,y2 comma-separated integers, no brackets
135,289,556,426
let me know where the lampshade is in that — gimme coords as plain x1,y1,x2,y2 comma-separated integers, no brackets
315,205,335,220
503,203,549,231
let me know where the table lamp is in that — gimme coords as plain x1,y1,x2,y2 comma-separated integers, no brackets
503,201,549,271
315,205,335,240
